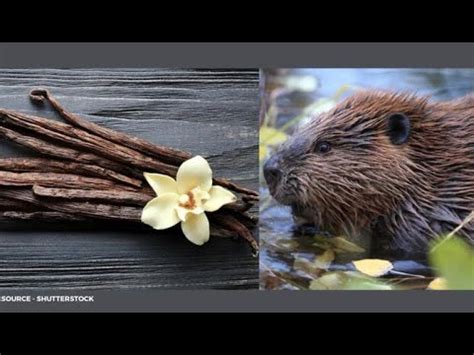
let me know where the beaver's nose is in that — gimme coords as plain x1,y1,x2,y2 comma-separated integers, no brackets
263,156,282,189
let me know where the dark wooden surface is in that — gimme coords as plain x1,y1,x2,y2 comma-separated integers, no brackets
0,69,259,290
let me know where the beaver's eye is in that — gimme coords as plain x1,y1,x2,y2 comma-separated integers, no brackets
314,141,331,154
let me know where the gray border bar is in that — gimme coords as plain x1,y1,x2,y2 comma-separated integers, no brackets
0,290,473,312
0,43,473,68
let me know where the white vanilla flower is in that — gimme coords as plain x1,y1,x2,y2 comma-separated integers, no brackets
141,155,237,245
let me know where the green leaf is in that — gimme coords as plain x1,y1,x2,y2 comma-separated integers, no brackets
344,277,393,290
313,236,365,254
429,236,474,290
331,236,366,253
309,271,393,290
309,272,346,290
312,236,333,251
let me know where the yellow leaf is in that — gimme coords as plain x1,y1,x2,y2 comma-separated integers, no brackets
259,145,268,161
353,259,393,277
260,126,288,146
295,250,335,279
427,277,448,290
313,249,335,270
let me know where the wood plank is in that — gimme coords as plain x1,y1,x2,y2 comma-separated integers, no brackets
0,69,259,290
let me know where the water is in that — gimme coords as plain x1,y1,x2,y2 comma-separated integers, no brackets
259,68,474,290
296,68,473,100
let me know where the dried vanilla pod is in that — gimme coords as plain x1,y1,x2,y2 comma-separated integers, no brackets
0,158,142,188
30,89,259,198
0,89,259,254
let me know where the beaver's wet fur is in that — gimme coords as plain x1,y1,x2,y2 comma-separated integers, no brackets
264,91,474,255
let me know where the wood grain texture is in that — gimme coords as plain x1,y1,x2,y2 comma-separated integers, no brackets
0,69,259,290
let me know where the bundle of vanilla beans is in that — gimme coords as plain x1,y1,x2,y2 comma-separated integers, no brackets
0,89,259,253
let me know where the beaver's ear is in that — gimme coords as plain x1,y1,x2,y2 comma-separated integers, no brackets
386,113,410,145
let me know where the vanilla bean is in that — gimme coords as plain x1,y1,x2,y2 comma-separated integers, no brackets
0,158,142,188
213,178,259,198
31,183,256,219
211,213,259,255
30,88,191,165
0,171,131,190
242,194,260,203
0,90,259,251
0,211,86,221
0,209,237,239
33,185,151,206
210,226,239,239
222,201,254,214
0,188,141,221
0,197,38,211
0,125,142,181
0,187,257,248
33,185,255,219
29,89,259,197
32,185,258,237
225,211,258,229
32,184,256,222
1,109,177,176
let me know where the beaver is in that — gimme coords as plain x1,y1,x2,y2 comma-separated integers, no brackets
263,91,474,256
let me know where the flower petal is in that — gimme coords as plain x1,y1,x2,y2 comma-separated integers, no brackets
190,187,210,204
176,206,189,222
176,206,205,222
203,186,237,212
141,193,180,230
181,212,210,246
176,156,212,194
143,173,178,196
